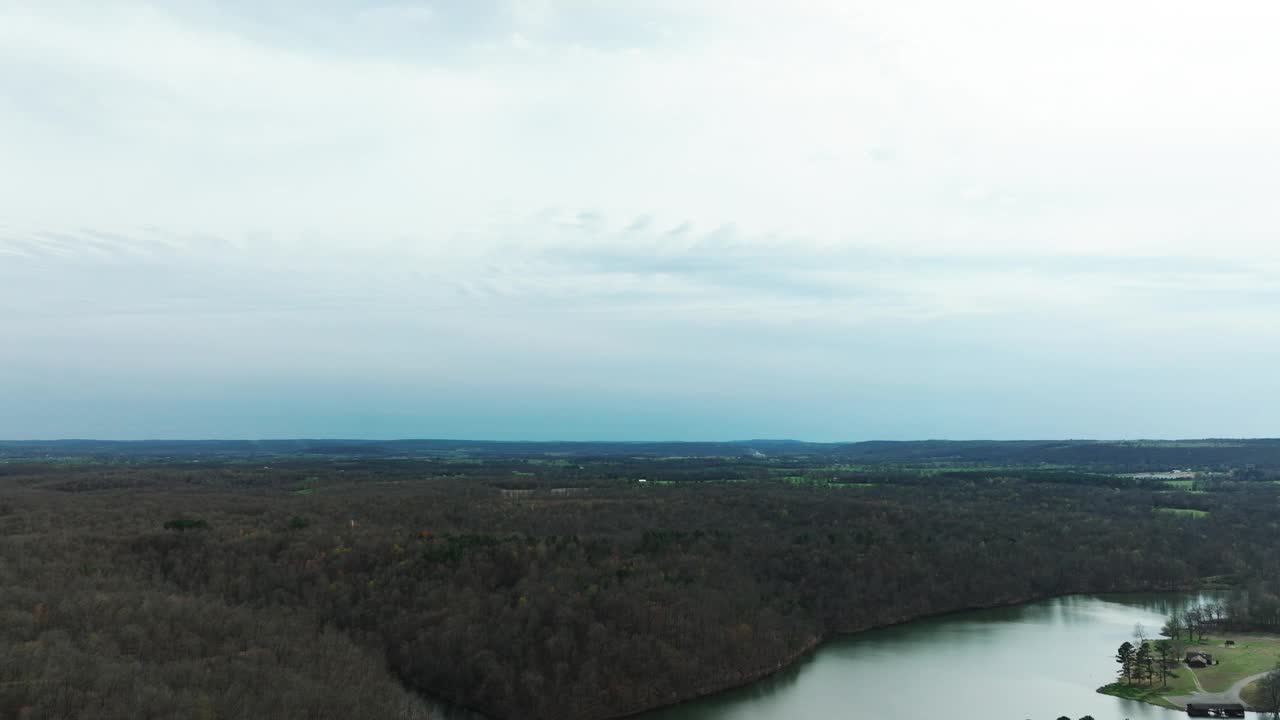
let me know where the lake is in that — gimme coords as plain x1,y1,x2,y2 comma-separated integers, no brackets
423,593,1212,720
636,594,1210,720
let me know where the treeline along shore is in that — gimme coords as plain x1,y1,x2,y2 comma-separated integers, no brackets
3,440,1280,719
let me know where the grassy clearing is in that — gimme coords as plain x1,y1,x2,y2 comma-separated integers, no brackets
1097,682,1181,709
1098,634,1280,709
1240,678,1269,709
1162,479,1195,490
1155,507,1209,518
1151,665,1201,698
1103,660,1201,702
524,459,571,467
771,474,874,488
1116,441,1243,448
1186,634,1280,692
784,479,876,490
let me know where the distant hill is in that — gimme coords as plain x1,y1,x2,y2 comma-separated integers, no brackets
3,437,1280,471
824,438,1280,469
0,438,829,460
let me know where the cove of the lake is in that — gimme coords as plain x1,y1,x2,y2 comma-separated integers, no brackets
636,593,1209,720
426,593,1216,720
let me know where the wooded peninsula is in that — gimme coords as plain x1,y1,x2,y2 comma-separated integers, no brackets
5,438,1280,719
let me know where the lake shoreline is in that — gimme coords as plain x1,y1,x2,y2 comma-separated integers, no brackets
605,586,1202,720
1097,630,1280,714
420,587,1204,720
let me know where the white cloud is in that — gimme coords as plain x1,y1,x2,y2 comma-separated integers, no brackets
4,0,1280,438
5,1,1280,246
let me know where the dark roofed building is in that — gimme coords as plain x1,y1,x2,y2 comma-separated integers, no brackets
1185,652,1213,668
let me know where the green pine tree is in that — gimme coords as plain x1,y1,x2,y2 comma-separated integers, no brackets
1135,642,1153,686
1116,641,1136,684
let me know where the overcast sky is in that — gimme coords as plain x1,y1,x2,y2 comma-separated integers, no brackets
3,1,1280,441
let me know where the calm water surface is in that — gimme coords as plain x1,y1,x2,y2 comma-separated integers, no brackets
638,594,1211,720
426,594,1212,720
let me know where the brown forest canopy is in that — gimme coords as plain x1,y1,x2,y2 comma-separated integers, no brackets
1,444,1280,719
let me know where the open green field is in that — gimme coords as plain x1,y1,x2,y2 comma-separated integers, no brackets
1100,633,1280,709
1098,681,1183,709
1186,634,1280,692
1098,648,1200,708
1118,441,1246,448
1155,507,1209,518
1241,678,1269,708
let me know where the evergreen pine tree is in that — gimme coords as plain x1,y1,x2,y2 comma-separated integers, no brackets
1116,641,1136,684
1135,642,1153,686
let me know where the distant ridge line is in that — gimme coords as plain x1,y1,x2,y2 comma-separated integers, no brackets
3,438,1280,469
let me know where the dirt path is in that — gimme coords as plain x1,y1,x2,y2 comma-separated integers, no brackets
1164,670,1271,709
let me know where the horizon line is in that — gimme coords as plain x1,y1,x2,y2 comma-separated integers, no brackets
1,437,1276,445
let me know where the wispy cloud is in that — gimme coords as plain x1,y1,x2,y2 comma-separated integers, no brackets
3,1,1280,439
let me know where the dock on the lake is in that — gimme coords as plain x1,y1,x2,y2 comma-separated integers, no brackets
1185,702,1245,718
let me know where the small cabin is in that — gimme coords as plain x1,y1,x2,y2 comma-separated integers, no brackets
1185,652,1213,668
1223,640,1235,647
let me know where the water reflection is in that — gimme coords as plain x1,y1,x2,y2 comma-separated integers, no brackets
640,594,1217,720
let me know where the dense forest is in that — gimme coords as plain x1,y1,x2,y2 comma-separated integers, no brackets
2,442,1280,719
